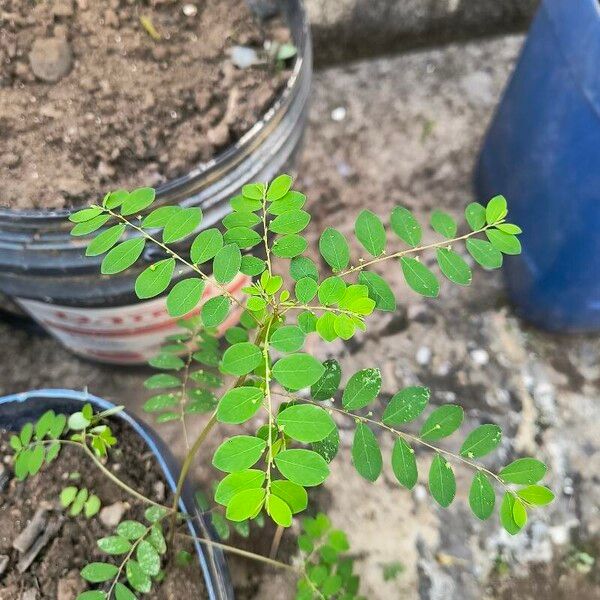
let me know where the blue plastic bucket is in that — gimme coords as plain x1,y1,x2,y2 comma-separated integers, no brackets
475,0,600,332
0,389,234,600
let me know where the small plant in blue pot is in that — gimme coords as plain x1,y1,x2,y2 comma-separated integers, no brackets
7,177,554,599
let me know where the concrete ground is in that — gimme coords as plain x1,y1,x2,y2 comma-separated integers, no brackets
2,32,600,599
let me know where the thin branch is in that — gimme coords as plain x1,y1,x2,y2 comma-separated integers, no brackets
279,393,507,489
177,533,298,572
338,224,496,277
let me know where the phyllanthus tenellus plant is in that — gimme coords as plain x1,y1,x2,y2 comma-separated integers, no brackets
10,175,554,599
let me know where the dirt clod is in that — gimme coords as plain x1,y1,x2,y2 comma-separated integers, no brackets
28,38,73,82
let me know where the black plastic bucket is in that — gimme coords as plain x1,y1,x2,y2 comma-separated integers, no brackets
0,389,234,600
0,0,311,363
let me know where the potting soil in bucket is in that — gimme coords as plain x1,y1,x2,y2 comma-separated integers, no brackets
0,389,233,599
0,0,312,361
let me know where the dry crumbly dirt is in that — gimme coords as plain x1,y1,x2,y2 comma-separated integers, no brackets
0,0,291,210
0,420,206,599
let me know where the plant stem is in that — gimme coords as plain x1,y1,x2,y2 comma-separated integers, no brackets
283,395,508,489
177,533,298,573
269,525,284,559
338,224,495,277
105,208,250,317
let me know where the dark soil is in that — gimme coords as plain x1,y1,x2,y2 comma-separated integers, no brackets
0,419,206,599
0,0,292,211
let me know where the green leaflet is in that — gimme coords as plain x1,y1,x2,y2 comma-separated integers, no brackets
221,342,262,376
267,494,293,527
290,256,319,281
460,424,502,458
391,438,417,489
271,480,308,514
436,248,472,286
134,258,175,299
217,386,264,424
516,485,555,506
240,255,266,276
390,206,421,247
190,228,223,264
126,559,151,593
81,562,119,583
486,229,522,255
223,226,262,249
270,325,305,353
269,210,311,234
311,359,342,401
465,238,503,269
354,209,386,256
358,271,396,312
214,470,266,506
400,257,439,298
213,243,241,284
212,436,266,473
318,276,346,306
163,207,202,243
485,195,508,224
468,472,495,520
311,427,340,463
499,492,523,535
272,234,307,258
351,423,382,482
120,187,155,216
278,404,336,443
222,211,261,229
69,206,103,223
166,278,204,317
71,214,110,236
420,404,463,441
342,368,381,410
319,227,350,272
227,488,266,522
499,458,547,485
464,202,486,230
428,454,456,508
382,386,429,425
142,205,179,228
268,191,306,215
272,353,325,391
85,224,126,256
295,277,318,303
430,210,457,238
275,449,330,487
266,174,293,201
101,238,145,275
201,295,230,327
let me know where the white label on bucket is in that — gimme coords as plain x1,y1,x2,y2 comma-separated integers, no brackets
16,273,250,365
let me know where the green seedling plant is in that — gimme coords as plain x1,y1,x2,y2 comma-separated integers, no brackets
10,175,555,599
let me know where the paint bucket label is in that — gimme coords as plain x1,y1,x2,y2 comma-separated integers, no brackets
16,274,250,364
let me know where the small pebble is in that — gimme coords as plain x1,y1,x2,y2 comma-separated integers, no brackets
99,501,126,528
0,555,8,576
230,46,259,69
182,4,198,17
416,346,432,366
29,38,73,83
331,106,347,122
153,481,166,503
470,348,489,366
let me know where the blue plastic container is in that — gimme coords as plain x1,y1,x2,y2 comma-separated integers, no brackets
475,0,600,332
0,389,234,600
